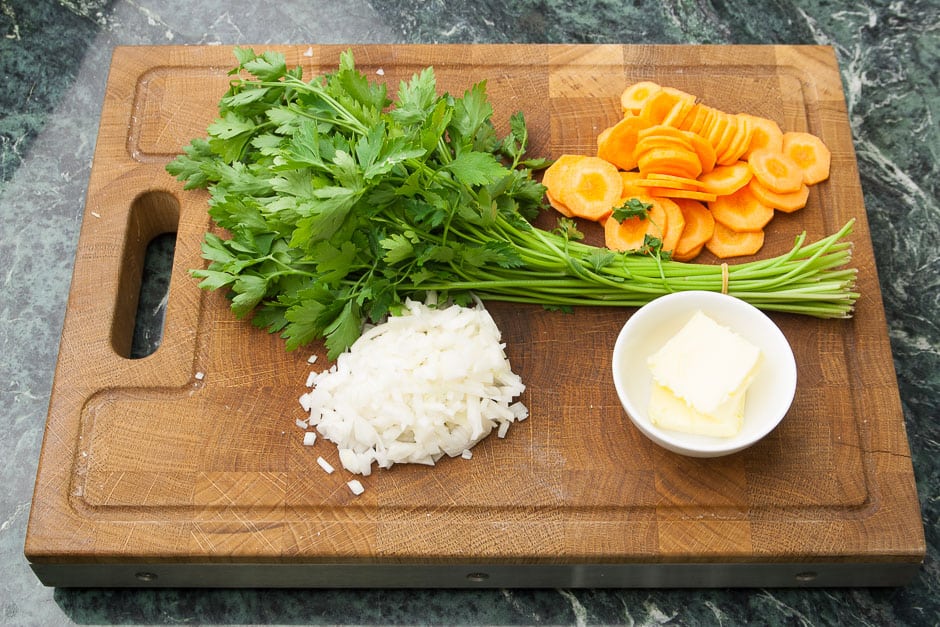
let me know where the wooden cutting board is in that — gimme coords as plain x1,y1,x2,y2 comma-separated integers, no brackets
25,44,925,588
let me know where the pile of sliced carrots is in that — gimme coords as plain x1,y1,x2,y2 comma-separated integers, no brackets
542,81,832,260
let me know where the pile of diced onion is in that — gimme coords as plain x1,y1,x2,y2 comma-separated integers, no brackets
298,298,528,476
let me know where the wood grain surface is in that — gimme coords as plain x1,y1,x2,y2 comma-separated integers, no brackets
25,45,924,578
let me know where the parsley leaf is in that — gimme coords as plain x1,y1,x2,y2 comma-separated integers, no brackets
611,197,653,222
322,300,362,360
446,151,507,187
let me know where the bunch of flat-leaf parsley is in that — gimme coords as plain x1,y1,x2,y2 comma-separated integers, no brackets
168,48,858,358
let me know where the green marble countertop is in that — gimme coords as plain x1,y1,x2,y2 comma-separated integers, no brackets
2,0,937,624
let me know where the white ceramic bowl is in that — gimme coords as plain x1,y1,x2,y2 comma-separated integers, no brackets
612,291,797,457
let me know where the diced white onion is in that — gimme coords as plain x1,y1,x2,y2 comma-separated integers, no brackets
316,456,335,474
302,431,317,446
347,479,365,495
300,299,526,475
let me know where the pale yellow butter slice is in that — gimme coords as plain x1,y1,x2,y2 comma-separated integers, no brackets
646,310,761,437
647,382,746,437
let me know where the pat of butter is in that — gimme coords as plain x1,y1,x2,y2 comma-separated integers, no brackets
647,310,761,437
648,383,746,437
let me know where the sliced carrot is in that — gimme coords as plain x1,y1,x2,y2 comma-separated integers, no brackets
678,103,708,134
619,171,646,198
646,172,708,188
672,242,703,262
646,187,718,202
705,222,765,259
604,214,644,252
637,148,702,179
747,178,809,213
748,148,804,194
697,161,753,197
708,185,774,232
544,155,619,220
781,131,831,185
702,109,731,149
554,156,623,221
662,89,697,127
634,126,699,165
672,198,715,261
712,114,740,163
639,88,689,125
634,125,712,178
637,152,701,179
658,196,685,254
542,154,583,204
562,83,833,261
637,123,697,144
719,114,754,165
545,189,573,217
689,106,714,137
688,132,717,174
634,178,697,191
620,81,662,115
635,133,695,156
740,114,784,158
597,115,651,171
603,197,667,252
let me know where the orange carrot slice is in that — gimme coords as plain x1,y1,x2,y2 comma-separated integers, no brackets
620,81,662,115
646,187,718,202
697,161,753,196
603,197,667,252
597,115,651,171
658,196,685,254
673,242,704,261
720,114,754,165
702,109,731,149
708,185,774,232
647,172,708,188
635,133,696,156
638,88,689,125
545,189,573,217
634,177,698,191
637,147,702,179
554,156,623,221
672,198,715,261
706,222,765,258
747,148,804,194
747,178,809,213
662,89,697,127
781,131,831,185
688,132,717,174
542,154,583,204
712,114,740,163
678,103,708,134
637,123,697,144
741,114,784,158
620,171,646,198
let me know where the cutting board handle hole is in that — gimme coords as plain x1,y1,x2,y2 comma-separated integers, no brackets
129,231,177,358
112,190,179,359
